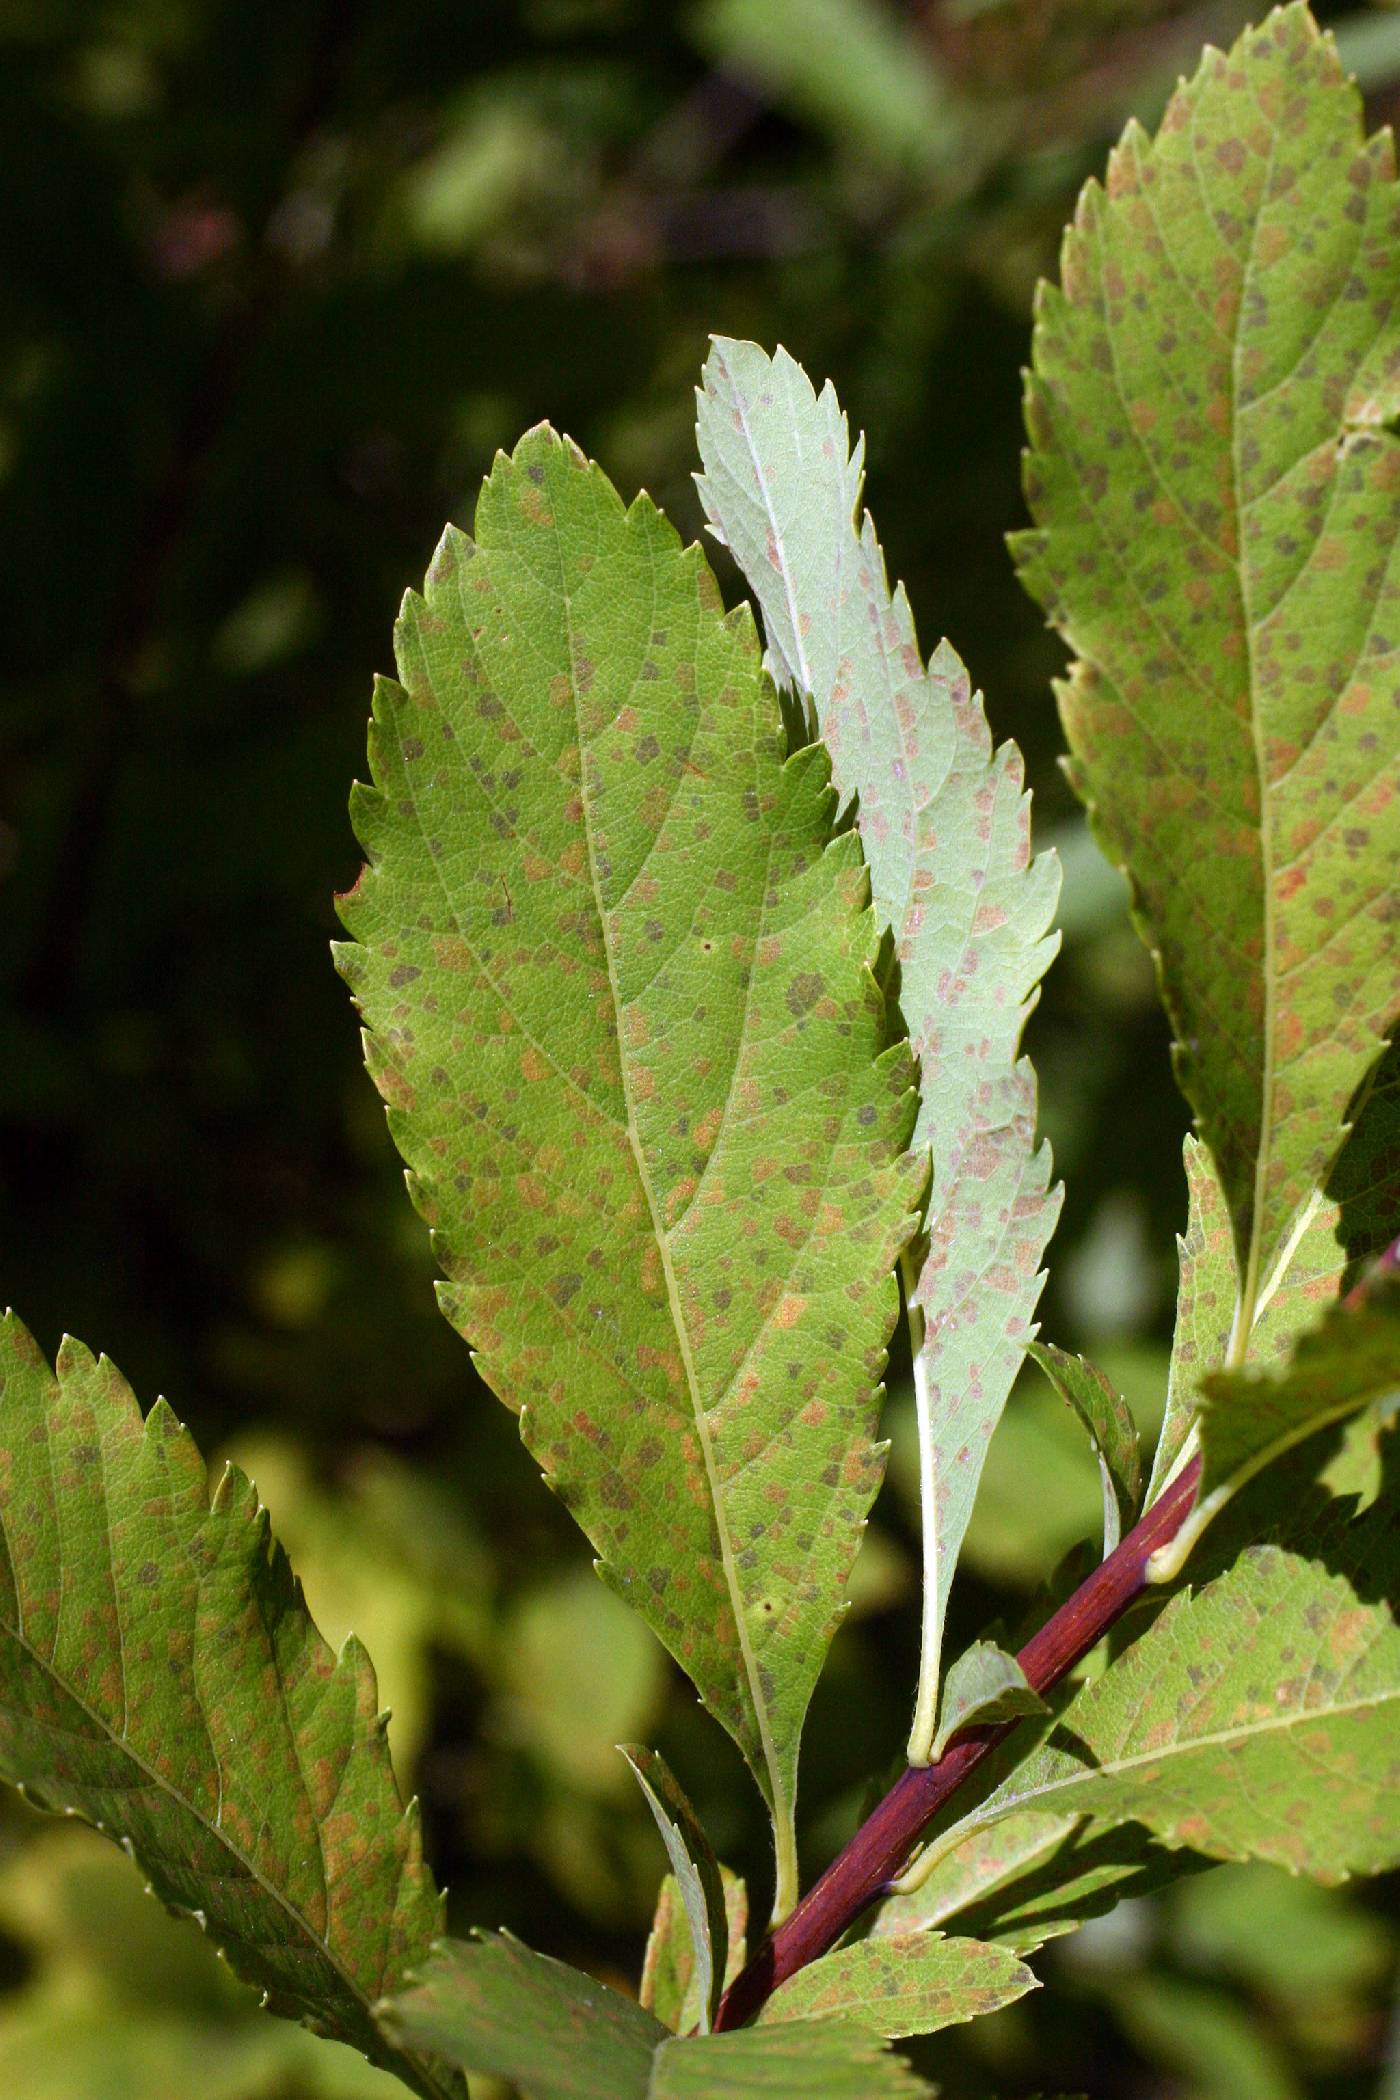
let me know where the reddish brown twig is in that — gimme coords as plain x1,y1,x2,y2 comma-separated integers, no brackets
713,1451,1203,2030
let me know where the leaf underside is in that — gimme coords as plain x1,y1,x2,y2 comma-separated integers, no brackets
336,425,923,1895
0,1315,457,2100
695,337,1061,1736
1015,2,1400,1322
382,1934,935,2098
968,1495,1400,1879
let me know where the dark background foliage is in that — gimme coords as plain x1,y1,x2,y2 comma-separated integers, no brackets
2,3,1398,2094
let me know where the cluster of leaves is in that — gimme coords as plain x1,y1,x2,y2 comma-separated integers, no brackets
1,4,1399,2096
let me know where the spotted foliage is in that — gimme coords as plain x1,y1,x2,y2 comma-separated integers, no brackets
381,1934,935,2098
958,1494,1400,1880
0,1314,457,2100
336,426,924,1907
1015,3,1400,1329
755,1929,1035,2037
696,339,1060,1757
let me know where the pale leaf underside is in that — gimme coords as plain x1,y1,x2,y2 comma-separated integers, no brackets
0,1315,457,2100
696,338,1060,1746
336,426,923,1900
1016,3,1400,1320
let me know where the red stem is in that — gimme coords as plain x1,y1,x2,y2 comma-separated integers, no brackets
713,1452,1202,2030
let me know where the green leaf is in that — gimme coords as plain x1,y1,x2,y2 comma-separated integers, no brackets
931,1641,1048,1760
383,1935,935,2098
641,1866,748,2035
695,337,1060,1762
1014,2,1400,1332
0,1314,457,2100
958,1499,1400,1879
756,1931,1035,2038
379,1934,665,2100
335,425,924,1913
1027,1343,1141,1553
620,1745,727,2031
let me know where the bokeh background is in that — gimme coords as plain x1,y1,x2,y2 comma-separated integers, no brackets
3,2,1400,2093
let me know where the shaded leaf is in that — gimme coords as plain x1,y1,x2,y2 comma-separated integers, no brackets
651,2020,933,2098
383,1935,934,2097
1149,1138,1237,1506
1252,1037,1400,1358
1159,1273,1400,1565
757,1931,1035,2038
336,425,923,1909
696,337,1060,1759
379,1934,663,2100
963,1497,1400,1879
0,1315,457,2100
620,1746,727,2031
1028,1343,1141,1553
893,1819,1207,1956
641,1866,747,2035
1151,1051,1400,1507
932,1640,1048,1760
1015,2,1400,1326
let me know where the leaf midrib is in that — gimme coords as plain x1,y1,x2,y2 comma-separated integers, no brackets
0,1596,456,2100
1227,96,1284,1356
979,1680,1396,1836
558,518,791,1857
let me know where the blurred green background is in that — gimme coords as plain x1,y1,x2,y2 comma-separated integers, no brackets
2,1,1399,2093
